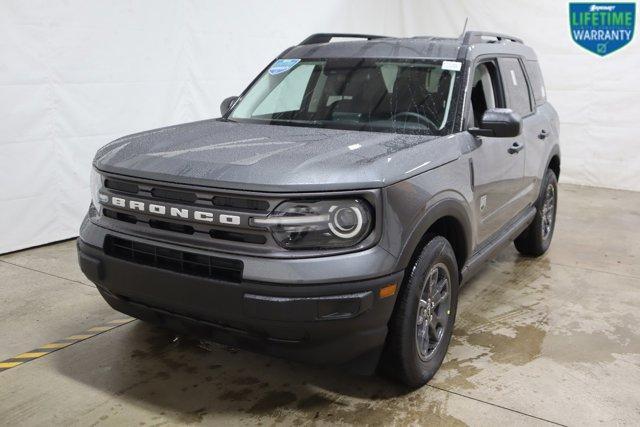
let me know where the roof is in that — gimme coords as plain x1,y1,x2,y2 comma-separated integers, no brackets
281,32,536,61
284,36,463,60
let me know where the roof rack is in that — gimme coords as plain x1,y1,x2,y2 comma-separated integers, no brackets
462,31,523,45
299,33,387,45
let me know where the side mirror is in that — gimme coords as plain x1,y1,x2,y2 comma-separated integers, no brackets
220,96,239,116
468,108,522,138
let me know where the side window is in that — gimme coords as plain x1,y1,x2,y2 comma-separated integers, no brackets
498,57,533,116
469,61,502,127
524,60,546,106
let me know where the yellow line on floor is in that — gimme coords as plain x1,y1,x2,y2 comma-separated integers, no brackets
66,334,96,340
108,318,132,324
40,342,71,349
0,317,134,373
87,326,114,332
14,352,48,359
0,362,23,369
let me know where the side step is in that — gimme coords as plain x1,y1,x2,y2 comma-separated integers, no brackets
460,206,536,284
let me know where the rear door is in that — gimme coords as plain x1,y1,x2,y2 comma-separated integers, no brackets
522,59,554,198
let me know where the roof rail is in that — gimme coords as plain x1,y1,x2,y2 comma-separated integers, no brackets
299,33,387,45
462,31,523,45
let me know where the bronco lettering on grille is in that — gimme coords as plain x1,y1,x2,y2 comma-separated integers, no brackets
101,193,242,226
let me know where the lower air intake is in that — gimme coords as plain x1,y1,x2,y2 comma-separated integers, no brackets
104,236,243,283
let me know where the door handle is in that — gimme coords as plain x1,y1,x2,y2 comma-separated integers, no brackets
508,142,524,154
538,129,548,140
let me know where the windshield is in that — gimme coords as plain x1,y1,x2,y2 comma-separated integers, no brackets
229,58,459,135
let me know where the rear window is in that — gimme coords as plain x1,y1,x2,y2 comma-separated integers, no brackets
524,60,546,106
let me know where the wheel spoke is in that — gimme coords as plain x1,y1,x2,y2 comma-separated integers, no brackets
432,290,448,308
428,325,439,350
417,299,427,325
432,278,446,297
419,323,429,353
436,307,448,323
427,269,438,295
428,316,439,334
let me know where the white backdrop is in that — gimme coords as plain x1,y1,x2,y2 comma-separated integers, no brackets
1,1,639,254
401,0,640,192
0,0,405,254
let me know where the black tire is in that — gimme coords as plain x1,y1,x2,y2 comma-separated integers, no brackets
381,235,459,387
515,168,558,256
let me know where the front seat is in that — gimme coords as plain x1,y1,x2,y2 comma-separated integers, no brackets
329,66,389,119
391,67,451,127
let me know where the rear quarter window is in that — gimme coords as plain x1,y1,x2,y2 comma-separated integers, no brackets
524,60,547,106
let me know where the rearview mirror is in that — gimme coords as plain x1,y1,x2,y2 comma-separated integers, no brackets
220,96,239,116
468,108,522,138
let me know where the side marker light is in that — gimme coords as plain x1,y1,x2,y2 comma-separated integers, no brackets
379,284,397,299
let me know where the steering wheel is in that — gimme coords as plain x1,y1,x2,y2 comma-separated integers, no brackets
391,112,438,130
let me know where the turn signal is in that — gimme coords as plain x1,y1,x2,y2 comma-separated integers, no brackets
379,284,397,299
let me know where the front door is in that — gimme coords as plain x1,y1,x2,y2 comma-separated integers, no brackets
467,59,528,244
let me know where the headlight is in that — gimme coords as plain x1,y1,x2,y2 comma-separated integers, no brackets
90,168,103,212
252,199,373,249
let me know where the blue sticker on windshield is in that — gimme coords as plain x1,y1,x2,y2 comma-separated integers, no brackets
268,59,301,75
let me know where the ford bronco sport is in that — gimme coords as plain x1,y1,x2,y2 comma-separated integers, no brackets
78,32,560,387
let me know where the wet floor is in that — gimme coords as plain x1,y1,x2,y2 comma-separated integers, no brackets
1,184,639,425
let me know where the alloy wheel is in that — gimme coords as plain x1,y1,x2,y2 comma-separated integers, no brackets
415,263,451,361
541,183,555,240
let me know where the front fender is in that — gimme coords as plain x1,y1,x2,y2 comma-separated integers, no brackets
379,151,475,277
392,191,473,272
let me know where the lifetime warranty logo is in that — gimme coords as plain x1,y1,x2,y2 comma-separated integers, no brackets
570,3,636,56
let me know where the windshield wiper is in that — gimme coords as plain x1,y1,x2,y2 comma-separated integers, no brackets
267,119,326,128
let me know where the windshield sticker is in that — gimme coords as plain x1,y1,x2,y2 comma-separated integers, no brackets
268,59,301,75
441,61,462,71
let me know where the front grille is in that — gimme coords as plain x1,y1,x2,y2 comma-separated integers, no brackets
98,172,279,251
212,196,270,212
104,179,139,194
104,236,243,283
151,187,197,204
103,208,137,224
103,175,270,212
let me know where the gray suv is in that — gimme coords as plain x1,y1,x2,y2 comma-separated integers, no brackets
78,32,560,387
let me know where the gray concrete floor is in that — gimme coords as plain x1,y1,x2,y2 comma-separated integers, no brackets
1,183,639,426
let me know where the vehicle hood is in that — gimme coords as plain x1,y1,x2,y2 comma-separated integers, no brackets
95,120,461,192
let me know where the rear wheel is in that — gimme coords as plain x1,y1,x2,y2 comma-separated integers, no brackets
381,235,459,387
515,168,558,256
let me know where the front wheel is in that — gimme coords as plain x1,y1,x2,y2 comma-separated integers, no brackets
515,168,558,256
381,235,459,387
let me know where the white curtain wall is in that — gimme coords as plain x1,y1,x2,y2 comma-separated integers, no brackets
1,1,639,254
400,0,640,192
0,0,405,254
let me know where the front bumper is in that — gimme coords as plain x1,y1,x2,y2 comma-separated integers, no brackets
77,229,403,369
